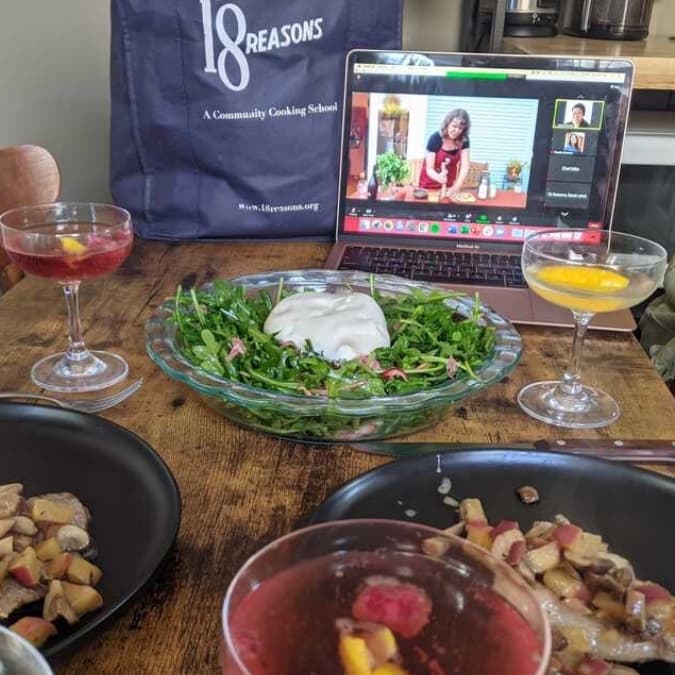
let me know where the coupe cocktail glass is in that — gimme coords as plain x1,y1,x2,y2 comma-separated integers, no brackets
0,202,133,392
221,519,550,675
518,229,667,429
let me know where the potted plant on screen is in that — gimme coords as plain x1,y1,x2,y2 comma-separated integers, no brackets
504,159,528,192
375,151,410,200
505,159,527,180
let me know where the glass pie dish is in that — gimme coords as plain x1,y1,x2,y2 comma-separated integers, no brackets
145,269,522,442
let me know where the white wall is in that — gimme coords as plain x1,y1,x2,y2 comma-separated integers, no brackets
0,1,111,202
403,0,462,52
650,0,675,37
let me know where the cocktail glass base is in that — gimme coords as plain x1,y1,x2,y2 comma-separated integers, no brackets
517,380,620,429
31,351,129,393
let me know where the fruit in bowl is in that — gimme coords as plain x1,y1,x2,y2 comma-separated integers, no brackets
145,270,521,442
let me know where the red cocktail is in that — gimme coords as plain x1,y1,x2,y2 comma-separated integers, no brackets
5,224,132,283
221,520,551,675
0,202,134,392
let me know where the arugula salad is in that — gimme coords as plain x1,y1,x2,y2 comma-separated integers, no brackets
171,279,496,400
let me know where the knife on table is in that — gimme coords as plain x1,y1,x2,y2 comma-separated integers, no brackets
350,439,675,464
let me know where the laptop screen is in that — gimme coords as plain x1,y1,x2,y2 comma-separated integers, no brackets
337,51,633,249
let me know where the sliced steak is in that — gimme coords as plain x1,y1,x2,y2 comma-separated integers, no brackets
534,585,675,663
0,578,46,619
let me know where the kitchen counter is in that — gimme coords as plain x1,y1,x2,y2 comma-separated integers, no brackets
503,34,675,90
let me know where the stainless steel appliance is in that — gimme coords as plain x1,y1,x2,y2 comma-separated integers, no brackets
561,0,655,40
504,0,560,37
460,1,559,52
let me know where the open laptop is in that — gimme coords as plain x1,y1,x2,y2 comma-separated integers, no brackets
325,50,635,330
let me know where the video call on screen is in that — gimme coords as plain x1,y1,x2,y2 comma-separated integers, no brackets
342,54,626,243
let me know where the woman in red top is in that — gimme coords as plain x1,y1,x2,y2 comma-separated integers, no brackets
418,108,471,198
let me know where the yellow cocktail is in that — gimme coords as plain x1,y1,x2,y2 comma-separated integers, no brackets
518,230,667,429
524,264,654,314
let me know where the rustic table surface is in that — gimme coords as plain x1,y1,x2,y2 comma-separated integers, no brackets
1,240,674,674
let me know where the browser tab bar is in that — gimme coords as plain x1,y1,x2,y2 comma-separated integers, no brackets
527,70,625,83
353,63,625,84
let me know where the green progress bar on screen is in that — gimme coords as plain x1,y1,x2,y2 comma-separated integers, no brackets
445,71,508,80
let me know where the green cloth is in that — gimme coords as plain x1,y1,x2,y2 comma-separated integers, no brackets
652,336,675,382
640,254,675,384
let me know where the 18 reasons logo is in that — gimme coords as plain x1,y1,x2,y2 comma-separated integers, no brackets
200,1,324,92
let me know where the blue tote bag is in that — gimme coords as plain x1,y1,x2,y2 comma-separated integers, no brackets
110,1,403,240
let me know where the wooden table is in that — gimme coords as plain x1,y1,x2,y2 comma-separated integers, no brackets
1,240,674,674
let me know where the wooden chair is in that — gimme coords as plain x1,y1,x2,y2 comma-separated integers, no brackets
465,161,489,189
407,158,424,186
0,145,60,292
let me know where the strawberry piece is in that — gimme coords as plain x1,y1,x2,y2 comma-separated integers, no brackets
575,584,592,603
552,524,583,550
352,581,432,639
634,582,671,604
506,539,526,565
577,658,612,675
490,520,519,540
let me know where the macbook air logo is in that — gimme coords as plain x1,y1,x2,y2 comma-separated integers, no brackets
456,243,479,250
199,1,325,91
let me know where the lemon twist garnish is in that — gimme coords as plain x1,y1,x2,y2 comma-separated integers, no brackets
339,636,373,675
60,236,88,255
339,629,409,675
535,266,629,294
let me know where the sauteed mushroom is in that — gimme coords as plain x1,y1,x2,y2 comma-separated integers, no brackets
55,525,90,552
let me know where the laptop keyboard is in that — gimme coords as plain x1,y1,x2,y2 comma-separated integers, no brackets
338,246,527,287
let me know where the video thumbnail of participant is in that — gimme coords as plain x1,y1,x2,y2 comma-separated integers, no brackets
553,99,605,131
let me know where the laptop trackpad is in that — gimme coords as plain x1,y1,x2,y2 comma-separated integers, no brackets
448,286,634,331
446,285,536,324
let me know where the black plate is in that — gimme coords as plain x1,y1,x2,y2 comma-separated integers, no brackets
0,403,181,659
308,448,675,675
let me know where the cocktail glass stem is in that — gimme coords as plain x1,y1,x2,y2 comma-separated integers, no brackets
30,281,129,393
517,310,620,429
62,282,89,365
50,281,110,380
518,229,667,430
554,311,592,400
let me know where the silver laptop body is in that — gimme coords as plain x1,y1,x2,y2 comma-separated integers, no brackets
325,50,635,331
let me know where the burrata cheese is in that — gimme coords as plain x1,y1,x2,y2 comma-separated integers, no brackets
263,291,390,362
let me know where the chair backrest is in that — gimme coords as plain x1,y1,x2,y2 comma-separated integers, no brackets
0,145,60,292
407,158,424,186
465,161,489,189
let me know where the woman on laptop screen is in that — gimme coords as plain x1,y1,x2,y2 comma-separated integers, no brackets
564,132,583,154
418,108,471,198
